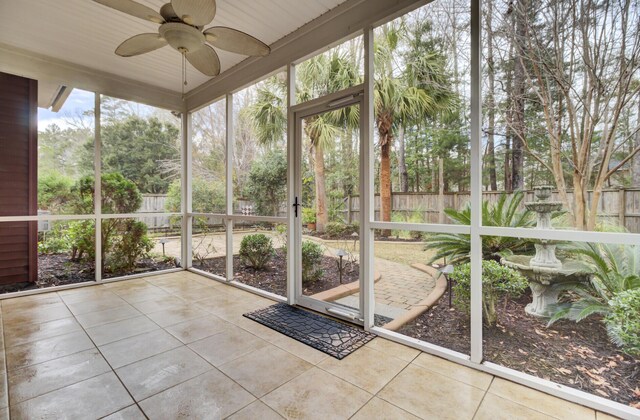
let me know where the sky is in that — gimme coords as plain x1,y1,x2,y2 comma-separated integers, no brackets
37,88,95,132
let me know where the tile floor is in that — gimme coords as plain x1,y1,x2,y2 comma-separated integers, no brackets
0,271,618,419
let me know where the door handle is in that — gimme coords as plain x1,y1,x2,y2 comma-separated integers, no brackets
293,196,301,217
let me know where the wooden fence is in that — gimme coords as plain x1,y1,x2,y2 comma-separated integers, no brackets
344,188,640,233
137,194,171,230
137,196,286,230
137,188,640,233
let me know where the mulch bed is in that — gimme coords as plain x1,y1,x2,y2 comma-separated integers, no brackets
199,249,359,296
307,230,422,242
0,253,177,294
397,288,640,408
102,257,178,279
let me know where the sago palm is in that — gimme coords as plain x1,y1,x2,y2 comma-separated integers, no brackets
423,191,536,264
548,241,640,324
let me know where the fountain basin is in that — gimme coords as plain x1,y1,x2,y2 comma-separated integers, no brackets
502,255,589,318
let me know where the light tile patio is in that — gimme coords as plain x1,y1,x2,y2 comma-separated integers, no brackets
0,271,608,419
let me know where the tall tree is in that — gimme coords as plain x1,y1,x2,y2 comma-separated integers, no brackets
498,0,640,229
484,0,498,191
101,116,180,194
509,0,528,191
375,20,455,234
296,53,360,232
247,55,360,232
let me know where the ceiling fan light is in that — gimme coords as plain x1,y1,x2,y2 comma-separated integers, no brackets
159,22,205,53
148,16,164,24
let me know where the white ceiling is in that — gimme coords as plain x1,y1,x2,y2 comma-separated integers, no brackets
0,0,346,95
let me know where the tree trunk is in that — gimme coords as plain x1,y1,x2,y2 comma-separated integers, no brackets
313,144,328,233
397,125,408,192
438,158,445,224
504,38,514,193
573,171,587,230
511,0,527,191
504,136,512,192
380,141,392,236
485,0,498,191
632,100,640,186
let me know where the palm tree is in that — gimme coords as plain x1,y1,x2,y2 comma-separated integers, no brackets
246,74,288,148
247,52,359,232
374,20,455,235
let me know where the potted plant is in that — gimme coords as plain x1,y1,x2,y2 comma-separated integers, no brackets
302,207,316,230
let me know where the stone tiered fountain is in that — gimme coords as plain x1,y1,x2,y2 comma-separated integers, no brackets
501,186,589,318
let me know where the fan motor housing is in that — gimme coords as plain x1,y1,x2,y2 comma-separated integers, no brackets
159,22,205,53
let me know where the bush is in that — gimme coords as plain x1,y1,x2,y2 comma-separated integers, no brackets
38,172,74,213
166,178,225,213
302,207,316,225
68,220,95,261
324,222,358,238
239,234,274,270
109,220,153,271
606,289,640,356
39,222,72,254
302,240,324,283
244,150,287,216
450,260,528,327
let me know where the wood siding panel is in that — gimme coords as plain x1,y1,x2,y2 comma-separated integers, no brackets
0,72,37,285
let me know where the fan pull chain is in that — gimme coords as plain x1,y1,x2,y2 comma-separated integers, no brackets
181,50,188,97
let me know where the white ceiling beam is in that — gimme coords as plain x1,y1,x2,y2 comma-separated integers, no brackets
185,0,430,111
0,43,184,112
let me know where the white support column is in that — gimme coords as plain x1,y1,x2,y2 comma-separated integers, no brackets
94,93,102,282
286,63,296,305
469,0,483,364
181,108,192,269
362,27,375,330
225,94,234,282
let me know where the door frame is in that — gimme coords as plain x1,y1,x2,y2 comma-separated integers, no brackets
289,84,366,324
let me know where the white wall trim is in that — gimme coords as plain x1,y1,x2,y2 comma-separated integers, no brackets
0,43,183,112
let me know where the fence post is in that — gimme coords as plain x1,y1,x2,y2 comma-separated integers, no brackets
438,158,445,224
619,188,626,227
347,195,352,224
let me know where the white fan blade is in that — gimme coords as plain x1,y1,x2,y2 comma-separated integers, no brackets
93,0,164,23
159,3,178,21
115,33,168,57
172,0,216,27
186,45,220,76
204,27,270,57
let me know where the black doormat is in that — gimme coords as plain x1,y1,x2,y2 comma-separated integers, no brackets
243,303,376,359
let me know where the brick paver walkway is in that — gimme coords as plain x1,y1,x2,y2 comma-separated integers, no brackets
153,232,436,320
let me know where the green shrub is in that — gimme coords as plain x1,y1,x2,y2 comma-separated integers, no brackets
302,240,324,283
606,289,640,356
450,260,528,327
38,172,74,213
39,222,72,254
302,207,316,225
324,222,358,238
244,150,287,216
109,220,153,271
166,178,225,213
239,234,274,270
68,220,95,261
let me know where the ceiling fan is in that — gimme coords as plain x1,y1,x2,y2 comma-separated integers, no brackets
93,0,271,77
